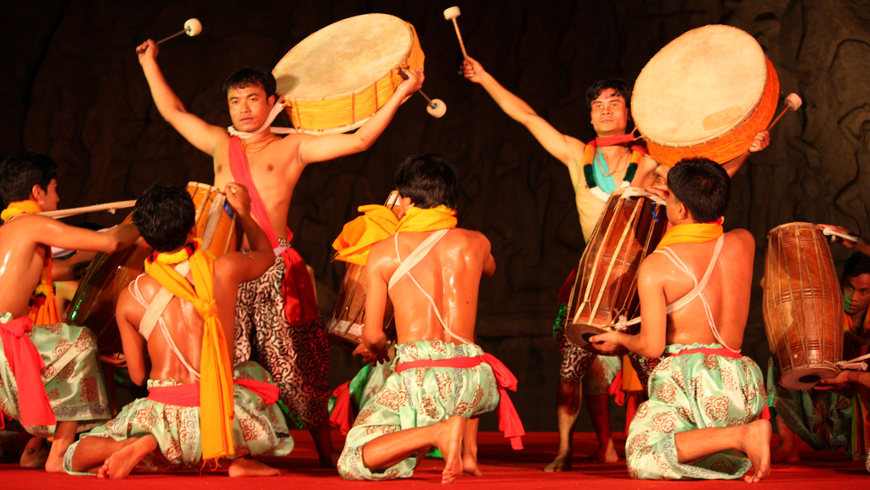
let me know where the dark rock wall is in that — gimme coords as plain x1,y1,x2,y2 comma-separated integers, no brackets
2,0,869,431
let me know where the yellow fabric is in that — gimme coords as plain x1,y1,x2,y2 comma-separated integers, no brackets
1,200,42,222
332,205,400,266
655,219,724,250
621,355,643,392
144,246,235,461
395,205,457,233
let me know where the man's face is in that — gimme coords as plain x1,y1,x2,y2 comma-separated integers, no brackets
227,83,274,132
38,179,59,212
844,273,870,316
589,88,629,137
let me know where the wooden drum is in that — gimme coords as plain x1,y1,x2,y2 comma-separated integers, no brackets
67,182,241,355
632,24,780,167
272,13,424,134
763,222,843,389
564,188,667,349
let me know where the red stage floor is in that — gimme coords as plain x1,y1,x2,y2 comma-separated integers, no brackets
1,431,866,489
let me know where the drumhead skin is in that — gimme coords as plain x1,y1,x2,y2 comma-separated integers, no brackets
633,25,768,148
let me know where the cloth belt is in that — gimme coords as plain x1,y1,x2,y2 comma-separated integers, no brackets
0,316,56,427
147,378,280,407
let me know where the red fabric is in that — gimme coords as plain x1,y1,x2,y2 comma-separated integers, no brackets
148,378,280,407
589,135,647,155
667,347,743,359
607,369,626,406
228,136,319,324
556,264,578,304
329,382,353,436
396,353,526,450
0,316,56,427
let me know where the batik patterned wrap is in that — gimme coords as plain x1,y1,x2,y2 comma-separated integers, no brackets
63,361,293,474
626,343,768,480
337,340,500,481
234,236,329,429
0,317,110,436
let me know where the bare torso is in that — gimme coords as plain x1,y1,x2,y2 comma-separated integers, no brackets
655,230,755,348
0,217,49,318
376,229,494,345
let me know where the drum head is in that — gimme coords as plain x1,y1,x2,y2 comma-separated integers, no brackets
565,323,610,350
780,365,840,390
274,14,415,101
633,25,768,147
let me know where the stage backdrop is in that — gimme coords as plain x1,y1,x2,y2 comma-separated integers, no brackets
2,0,870,431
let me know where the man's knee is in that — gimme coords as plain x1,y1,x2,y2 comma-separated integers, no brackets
556,380,581,409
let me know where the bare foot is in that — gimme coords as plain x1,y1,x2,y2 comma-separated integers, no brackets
97,435,158,479
741,420,772,483
435,416,465,484
20,437,48,469
592,440,619,463
228,458,280,477
462,453,482,476
543,452,571,472
771,442,799,464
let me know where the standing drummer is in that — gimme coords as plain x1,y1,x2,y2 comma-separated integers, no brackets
136,39,423,467
590,158,771,482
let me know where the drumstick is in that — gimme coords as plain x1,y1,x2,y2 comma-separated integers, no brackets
136,18,202,53
766,93,802,130
39,200,136,219
819,225,861,243
443,6,469,58
398,69,447,118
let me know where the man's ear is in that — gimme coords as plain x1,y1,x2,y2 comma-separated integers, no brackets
268,94,277,107
30,184,45,202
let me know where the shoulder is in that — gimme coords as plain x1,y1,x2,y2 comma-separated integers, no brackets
724,228,755,249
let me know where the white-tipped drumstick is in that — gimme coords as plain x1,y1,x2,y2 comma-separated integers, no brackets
420,91,447,118
443,6,469,58
137,18,202,53
767,93,802,130
39,200,136,219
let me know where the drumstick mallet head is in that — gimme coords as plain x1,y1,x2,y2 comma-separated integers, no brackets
443,6,469,58
399,68,447,118
138,18,202,53
767,92,802,130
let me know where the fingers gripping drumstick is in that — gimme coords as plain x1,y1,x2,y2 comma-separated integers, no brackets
136,18,202,53
767,93,802,130
399,69,447,119
443,6,468,58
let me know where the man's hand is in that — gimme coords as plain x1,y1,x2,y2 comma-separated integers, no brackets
136,39,158,63
352,342,386,365
224,182,252,218
462,57,488,84
398,68,424,97
814,370,853,392
587,331,626,356
749,130,770,153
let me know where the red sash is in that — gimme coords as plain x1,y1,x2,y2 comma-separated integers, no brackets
147,378,280,407
228,136,319,324
396,353,526,450
0,317,56,427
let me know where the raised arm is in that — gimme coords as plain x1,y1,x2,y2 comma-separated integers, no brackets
463,56,583,165
136,39,227,156
220,182,275,283
296,69,424,165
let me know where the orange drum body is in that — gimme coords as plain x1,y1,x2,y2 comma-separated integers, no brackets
565,189,667,349
67,182,241,354
763,222,843,390
632,25,780,167
326,193,401,349
273,13,424,134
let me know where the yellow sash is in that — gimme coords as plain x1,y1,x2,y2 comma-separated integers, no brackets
332,205,400,266
395,205,457,233
1,200,60,325
655,218,724,250
144,243,235,461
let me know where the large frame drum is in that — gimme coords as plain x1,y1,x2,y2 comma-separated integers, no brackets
763,222,843,389
632,25,780,167
273,13,424,134
565,189,667,349
67,182,241,355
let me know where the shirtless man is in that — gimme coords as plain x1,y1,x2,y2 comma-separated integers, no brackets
0,151,139,472
136,39,423,465
337,154,522,483
65,182,293,478
590,158,771,482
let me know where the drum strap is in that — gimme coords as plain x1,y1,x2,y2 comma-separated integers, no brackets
653,235,740,353
388,229,474,346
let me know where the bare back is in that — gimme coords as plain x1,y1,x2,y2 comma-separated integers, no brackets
649,229,755,348
370,228,495,345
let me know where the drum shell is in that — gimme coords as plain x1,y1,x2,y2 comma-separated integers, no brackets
66,182,241,355
565,191,667,350
762,222,843,390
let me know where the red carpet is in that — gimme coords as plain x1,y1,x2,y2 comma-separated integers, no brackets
1,431,866,489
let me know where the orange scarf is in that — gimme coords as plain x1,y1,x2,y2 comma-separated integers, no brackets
395,205,457,233
1,200,60,325
655,218,724,250
144,242,235,461
332,205,401,266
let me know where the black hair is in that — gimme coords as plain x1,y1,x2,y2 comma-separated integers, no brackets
222,67,276,98
394,154,458,209
132,183,195,252
844,251,870,281
585,79,631,110
0,151,58,208
667,158,730,223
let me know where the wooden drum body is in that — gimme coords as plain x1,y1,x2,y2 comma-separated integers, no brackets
632,25,779,167
273,13,424,134
763,222,843,390
565,189,667,350
67,182,241,355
